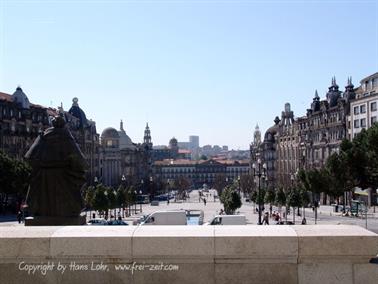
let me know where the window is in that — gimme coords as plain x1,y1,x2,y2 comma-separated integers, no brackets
354,106,359,115
372,116,377,125
361,118,366,128
354,119,360,128
371,102,377,112
360,105,366,114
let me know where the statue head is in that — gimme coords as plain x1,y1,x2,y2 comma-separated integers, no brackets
52,116,66,128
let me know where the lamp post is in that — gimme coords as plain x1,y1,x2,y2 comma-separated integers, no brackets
134,190,137,214
149,176,154,202
252,159,266,225
167,179,171,205
121,175,126,217
139,190,142,212
237,175,241,197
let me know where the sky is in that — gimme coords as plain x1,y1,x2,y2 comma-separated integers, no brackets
1,0,377,150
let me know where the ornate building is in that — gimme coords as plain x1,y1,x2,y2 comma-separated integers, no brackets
252,77,355,193
100,122,152,189
0,88,100,185
153,158,250,188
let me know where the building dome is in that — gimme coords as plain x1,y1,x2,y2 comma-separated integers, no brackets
101,127,120,139
68,97,88,127
12,86,30,109
169,137,178,148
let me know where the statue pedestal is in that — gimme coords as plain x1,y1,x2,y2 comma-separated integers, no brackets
25,215,86,226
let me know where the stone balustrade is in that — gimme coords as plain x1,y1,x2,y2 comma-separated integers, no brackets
0,225,377,284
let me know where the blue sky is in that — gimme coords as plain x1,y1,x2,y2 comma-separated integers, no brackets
1,0,377,149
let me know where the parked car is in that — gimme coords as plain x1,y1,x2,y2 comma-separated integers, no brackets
205,215,246,225
107,220,128,225
87,218,107,225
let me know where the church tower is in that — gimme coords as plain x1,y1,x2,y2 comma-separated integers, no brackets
143,123,152,147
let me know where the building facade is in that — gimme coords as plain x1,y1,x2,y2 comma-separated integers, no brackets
252,77,355,193
100,122,152,189
0,88,100,185
153,158,250,188
348,72,378,139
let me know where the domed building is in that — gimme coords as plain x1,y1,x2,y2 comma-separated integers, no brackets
12,86,30,109
99,122,153,188
68,97,87,128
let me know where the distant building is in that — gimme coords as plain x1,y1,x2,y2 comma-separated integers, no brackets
100,122,152,188
153,158,250,188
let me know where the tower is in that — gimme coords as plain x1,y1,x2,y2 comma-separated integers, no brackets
253,124,261,146
143,123,152,147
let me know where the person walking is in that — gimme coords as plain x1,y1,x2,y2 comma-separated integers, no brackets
203,198,207,206
17,211,22,224
262,212,269,225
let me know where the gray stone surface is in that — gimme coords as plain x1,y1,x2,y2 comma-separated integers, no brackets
0,225,376,284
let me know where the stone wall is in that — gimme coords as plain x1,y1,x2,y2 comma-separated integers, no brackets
0,225,377,284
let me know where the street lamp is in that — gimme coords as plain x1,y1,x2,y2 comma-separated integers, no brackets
167,179,171,205
252,159,267,225
139,190,143,212
237,175,241,196
133,190,138,214
149,176,153,200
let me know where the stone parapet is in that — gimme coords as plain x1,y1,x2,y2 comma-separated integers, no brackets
0,225,376,284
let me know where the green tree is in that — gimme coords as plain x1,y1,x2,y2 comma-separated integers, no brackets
0,151,31,213
275,187,286,214
83,186,95,217
214,174,227,196
174,176,190,199
220,184,242,214
286,187,301,223
264,187,276,206
240,174,255,197
92,184,108,216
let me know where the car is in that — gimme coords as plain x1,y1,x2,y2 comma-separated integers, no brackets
107,220,128,225
87,218,107,225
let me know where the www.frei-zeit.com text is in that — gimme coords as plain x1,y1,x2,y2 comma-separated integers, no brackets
18,261,179,275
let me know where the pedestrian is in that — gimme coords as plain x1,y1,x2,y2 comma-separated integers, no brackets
219,209,224,215
262,212,269,225
203,198,207,206
17,211,22,224
92,212,96,219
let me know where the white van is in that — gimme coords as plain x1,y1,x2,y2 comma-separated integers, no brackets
205,215,246,225
141,210,187,225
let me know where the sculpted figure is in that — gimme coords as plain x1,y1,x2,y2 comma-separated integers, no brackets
25,116,87,225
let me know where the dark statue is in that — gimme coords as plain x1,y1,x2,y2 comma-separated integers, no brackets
24,116,87,225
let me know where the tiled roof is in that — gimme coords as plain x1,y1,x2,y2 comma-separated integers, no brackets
0,92,12,102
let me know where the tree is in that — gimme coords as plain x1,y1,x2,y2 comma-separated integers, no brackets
325,152,352,210
213,174,227,196
0,151,31,213
200,155,208,160
286,187,301,223
220,184,242,214
264,187,276,207
174,176,190,199
83,186,95,217
92,184,108,216
275,187,286,214
116,185,126,216
240,175,255,197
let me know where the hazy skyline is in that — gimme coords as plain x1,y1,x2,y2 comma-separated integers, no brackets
1,0,377,149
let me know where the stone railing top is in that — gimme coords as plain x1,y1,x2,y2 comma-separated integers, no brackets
0,225,376,262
